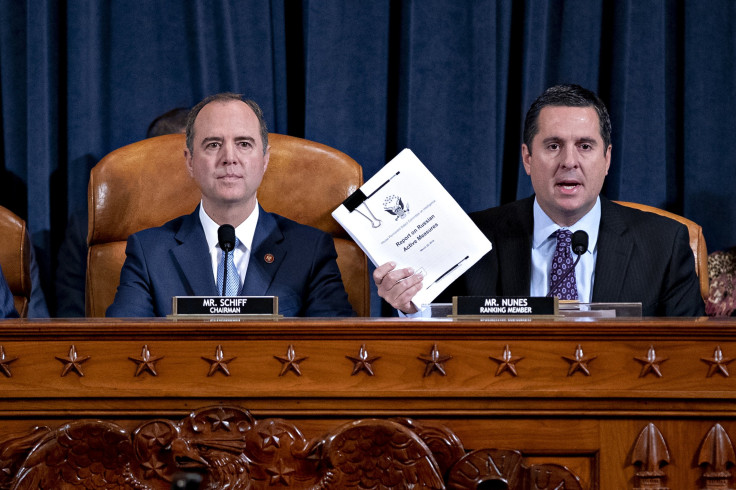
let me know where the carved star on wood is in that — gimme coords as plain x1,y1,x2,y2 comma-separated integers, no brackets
202,345,236,376
346,344,381,376
562,344,597,376
0,345,18,378
258,421,286,449
128,345,163,377
701,346,735,378
274,345,308,376
266,459,295,486
207,407,235,432
418,344,452,377
139,421,174,449
141,457,168,479
55,345,90,377
634,345,668,378
489,344,523,376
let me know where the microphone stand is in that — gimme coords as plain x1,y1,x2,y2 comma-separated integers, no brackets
546,254,583,298
221,249,229,296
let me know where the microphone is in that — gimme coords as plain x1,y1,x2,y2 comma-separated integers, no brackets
217,225,236,296
571,230,589,256
547,230,589,298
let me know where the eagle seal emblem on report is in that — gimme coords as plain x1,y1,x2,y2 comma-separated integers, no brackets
383,195,410,220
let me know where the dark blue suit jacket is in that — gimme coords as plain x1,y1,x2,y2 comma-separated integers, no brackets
106,206,354,317
439,196,705,317
0,265,19,318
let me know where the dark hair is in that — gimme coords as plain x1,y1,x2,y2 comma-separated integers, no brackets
523,84,611,155
185,93,269,154
146,107,189,138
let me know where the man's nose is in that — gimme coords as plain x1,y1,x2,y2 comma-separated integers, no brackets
221,141,237,164
560,145,578,168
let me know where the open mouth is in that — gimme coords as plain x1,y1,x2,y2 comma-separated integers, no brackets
556,181,580,191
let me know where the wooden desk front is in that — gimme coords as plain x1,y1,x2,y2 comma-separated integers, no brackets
0,317,733,489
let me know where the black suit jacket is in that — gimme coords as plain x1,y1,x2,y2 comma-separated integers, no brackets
440,196,704,316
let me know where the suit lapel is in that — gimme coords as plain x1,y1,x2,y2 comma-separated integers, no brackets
241,208,285,295
172,208,219,296
498,197,533,295
592,198,633,301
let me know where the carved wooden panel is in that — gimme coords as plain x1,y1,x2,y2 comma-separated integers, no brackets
0,405,582,490
631,423,670,489
2,318,736,488
698,424,736,490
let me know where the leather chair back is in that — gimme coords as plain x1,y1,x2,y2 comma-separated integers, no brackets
0,206,32,317
87,133,368,316
615,201,708,300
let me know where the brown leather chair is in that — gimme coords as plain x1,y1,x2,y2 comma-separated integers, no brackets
87,133,368,317
614,201,708,300
0,206,32,317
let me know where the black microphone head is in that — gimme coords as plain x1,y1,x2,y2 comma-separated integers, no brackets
571,230,589,256
217,224,236,252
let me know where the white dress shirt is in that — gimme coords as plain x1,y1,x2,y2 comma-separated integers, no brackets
530,197,601,302
198,202,259,293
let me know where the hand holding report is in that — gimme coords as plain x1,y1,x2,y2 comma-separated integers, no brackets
332,149,492,308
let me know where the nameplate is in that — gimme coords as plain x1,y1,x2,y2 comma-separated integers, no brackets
452,296,558,317
170,296,279,319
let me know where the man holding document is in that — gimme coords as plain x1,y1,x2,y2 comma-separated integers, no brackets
376,84,704,317
107,93,353,317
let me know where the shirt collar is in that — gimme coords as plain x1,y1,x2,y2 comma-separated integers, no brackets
532,196,601,253
198,201,259,252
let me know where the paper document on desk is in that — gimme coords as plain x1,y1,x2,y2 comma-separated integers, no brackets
332,148,492,307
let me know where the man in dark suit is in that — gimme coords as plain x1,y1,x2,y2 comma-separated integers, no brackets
107,93,353,317
0,265,19,318
375,84,704,317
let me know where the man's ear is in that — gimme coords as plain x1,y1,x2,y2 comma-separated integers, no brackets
263,145,271,172
605,144,612,175
521,144,532,176
184,148,194,177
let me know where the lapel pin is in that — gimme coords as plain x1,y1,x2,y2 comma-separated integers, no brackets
264,253,275,264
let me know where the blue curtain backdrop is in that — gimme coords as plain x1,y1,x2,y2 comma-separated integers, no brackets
1,0,734,315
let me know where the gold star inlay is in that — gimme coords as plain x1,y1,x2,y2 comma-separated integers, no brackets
346,344,381,376
489,344,523,376
634,345,668,378
562,344,597,376
129,345,163,377
701,346,734,378
266,459,295,486
274,345,308,376
202,345,236,376
55,345,90,377
418,344,452,377
0,345,18,378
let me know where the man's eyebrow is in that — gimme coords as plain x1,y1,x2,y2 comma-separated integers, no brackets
540,136,599,145
541,136,562,145
234,136,256,143
576,137,598,145
200,136,223,146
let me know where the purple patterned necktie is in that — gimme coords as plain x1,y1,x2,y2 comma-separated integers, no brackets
549,229,578,300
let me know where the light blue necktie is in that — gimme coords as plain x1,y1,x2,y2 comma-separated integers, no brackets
217,237,240,296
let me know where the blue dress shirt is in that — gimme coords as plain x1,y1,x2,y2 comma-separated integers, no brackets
530,197,601,302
